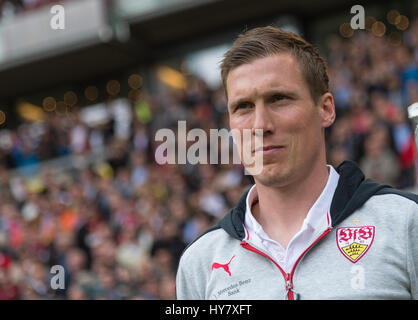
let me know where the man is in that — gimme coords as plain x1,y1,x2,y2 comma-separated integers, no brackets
176,26,418,299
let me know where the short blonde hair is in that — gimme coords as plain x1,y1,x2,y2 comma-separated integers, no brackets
220,26,329,103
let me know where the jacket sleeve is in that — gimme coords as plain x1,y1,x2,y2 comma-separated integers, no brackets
175,249,206,300
407,201,418,299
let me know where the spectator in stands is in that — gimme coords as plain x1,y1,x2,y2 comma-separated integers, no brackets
360,124,401,186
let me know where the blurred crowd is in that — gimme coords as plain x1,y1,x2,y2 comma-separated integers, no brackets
0,75,247,300
326,18,418,188
0,18,417,300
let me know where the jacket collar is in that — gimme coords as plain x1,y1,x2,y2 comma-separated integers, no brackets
217,160,391,240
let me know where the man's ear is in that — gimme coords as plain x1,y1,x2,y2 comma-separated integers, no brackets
318,92,336,128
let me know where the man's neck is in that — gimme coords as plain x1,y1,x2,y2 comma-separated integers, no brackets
252,163,330,249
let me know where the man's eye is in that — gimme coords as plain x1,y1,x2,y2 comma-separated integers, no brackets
235,103,251,111
272,94,286,102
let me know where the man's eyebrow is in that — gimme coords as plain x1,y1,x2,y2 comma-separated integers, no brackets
263,88,299,99
228,88,298,110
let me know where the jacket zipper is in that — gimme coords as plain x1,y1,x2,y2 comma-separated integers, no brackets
240,227,332,300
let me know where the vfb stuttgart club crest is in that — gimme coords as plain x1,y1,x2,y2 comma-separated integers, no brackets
336,226,375,263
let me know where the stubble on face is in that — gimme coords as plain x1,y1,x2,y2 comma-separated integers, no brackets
227,53,326,189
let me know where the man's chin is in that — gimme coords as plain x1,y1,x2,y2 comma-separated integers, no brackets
252,167,290,188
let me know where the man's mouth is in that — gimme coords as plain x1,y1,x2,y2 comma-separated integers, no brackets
253,145,284,154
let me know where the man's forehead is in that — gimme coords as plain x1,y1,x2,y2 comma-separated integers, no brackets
226,53,302,99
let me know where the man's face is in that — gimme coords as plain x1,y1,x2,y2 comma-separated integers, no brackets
226,53,334,187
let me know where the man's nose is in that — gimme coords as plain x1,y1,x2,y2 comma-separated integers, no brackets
252,104,275,136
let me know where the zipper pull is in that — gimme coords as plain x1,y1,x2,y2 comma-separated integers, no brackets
285,274,292,289
284,273,292,300
284,274,300,300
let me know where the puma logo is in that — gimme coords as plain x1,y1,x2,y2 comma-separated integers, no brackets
211,255,235,276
